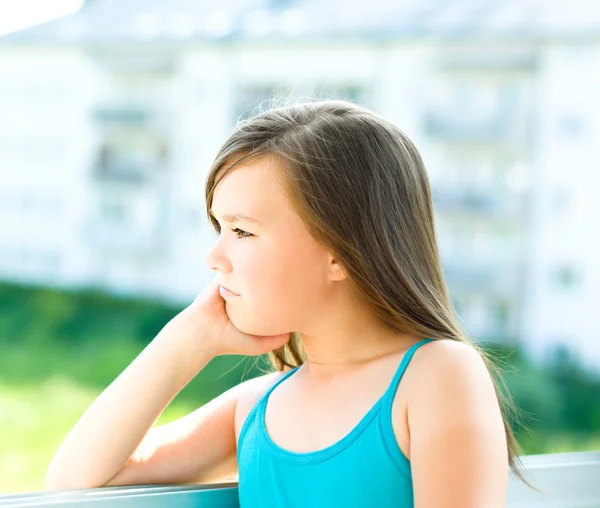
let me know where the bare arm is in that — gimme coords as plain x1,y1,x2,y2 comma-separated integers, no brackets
409,340,509,507
44,277,292,491
100,370,284,487
44,321,214,491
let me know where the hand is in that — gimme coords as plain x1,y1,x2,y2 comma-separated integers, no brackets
166,276,292,359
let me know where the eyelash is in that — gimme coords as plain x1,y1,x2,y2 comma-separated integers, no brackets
213,221,252,239
229,227,252,239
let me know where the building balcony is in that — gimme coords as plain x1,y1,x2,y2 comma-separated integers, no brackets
432,185,523,218
442,258,521,295
91,161,150,184
92,105,153,127
423,111,528,144
90,141,169,185
83,218,168,258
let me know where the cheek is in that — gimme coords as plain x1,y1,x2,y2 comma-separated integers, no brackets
262,238,326,308
230,238,326,334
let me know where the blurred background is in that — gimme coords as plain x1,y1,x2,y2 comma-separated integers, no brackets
1,0,599,494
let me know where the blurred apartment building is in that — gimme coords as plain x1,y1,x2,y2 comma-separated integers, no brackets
0,0,599,368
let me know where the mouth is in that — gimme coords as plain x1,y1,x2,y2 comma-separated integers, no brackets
219,285,240,297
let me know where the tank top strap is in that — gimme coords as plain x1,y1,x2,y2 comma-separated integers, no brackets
237,366,301,454
380,337,436,409
257,366,300,406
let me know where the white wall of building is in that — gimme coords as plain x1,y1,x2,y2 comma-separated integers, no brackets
0,38,598,369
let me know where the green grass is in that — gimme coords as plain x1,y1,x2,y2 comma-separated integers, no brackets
0,376,196,493
0,340,264,494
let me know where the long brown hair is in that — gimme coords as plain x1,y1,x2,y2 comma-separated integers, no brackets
205,97,541,491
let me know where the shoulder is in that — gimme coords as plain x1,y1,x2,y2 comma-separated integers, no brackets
236,369,288,402
234,369,291,431
411,337,488,373
407,338,503,433
406,339,509,504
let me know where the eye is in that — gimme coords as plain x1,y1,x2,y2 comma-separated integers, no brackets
231,228,252,239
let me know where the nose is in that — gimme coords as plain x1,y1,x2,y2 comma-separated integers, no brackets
205,234,231,274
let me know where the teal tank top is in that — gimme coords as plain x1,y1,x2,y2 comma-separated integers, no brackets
237,337,435,507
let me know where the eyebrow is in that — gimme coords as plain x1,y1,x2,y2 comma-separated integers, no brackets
209,209,260,224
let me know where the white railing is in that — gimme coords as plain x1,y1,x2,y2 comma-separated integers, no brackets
507,451,600,507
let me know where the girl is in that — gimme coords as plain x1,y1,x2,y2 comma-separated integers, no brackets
46,99,536,506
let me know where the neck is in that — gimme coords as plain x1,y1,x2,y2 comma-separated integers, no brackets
296,329,421,381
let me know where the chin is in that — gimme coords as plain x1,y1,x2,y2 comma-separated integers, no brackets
229,312,289,338
226,312,257,335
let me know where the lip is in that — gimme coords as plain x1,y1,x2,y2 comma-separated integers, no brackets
219,285,239,297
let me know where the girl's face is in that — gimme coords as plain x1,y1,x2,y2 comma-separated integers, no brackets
205,154,338,337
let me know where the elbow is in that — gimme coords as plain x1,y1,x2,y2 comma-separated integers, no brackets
44,471,70,492
45,464,69,491
44,478,69,492
44,470,74,492
44,467,103,492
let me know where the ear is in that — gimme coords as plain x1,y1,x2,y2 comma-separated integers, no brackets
328,256,348,282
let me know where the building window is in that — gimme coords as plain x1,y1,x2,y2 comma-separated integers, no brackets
557,113,586,139
100,197,128,224
552,188,571,215
551,264,582,291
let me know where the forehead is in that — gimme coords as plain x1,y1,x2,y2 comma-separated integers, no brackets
211,154,290,215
